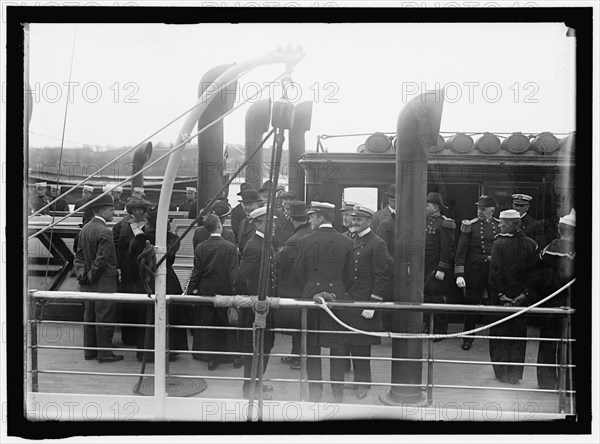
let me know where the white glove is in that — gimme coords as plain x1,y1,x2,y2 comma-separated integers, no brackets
456,277,466,288
435,270,445,281
361,310,375,319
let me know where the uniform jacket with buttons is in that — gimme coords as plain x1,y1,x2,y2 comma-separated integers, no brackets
233,233,276,352
521,213,546,248
343,229,387,346
424,213,456,279
73,217,118,293
454,217,500,279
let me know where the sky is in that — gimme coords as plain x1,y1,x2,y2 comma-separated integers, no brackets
27,20,576,153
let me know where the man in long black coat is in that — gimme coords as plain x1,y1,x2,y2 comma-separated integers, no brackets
275,200,312,369
73,194,124,363
236,189,263,253
341,205,387,400
233,206,277,399
293,201,354,402
188,213,238,370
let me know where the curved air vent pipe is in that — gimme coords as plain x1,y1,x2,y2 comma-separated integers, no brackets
244,99,272,192
383,90,444,406
196,63,237,209
131,141,153,190
288,101,312,200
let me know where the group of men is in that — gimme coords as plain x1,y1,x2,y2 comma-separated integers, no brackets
68,176,575,398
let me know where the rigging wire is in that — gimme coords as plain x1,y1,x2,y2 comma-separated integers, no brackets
28,69,289,241
29,55,269,219
43,26,77,289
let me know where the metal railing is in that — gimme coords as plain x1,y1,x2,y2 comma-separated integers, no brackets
27,290,575,418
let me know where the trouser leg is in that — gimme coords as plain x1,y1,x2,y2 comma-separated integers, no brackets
306,344,323,401
350,344,372,387
94,300,116,358
83,301,97,359
329,346,346,398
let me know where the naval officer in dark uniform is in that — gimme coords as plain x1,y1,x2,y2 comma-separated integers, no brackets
512,193,546,247
293,201,354,403
341,205,387,400
423,192,455,339
454,195,500,350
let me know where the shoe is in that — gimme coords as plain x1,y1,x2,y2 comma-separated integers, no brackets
290,358,301,370
233,357,244,369
461,343,472,351
356,387,368,400
98,354,124,363
208,358,218,371
281,356,293,364
262,384,273,392
84,355,97,361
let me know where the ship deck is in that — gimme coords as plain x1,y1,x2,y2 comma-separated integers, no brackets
30,321,573,422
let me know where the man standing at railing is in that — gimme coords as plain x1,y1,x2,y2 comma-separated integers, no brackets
454,195,500,351
73,193,124,363
293,202,354,403
536,209,575,390
233,206,278,399
489,209,539,384
341,205,387,400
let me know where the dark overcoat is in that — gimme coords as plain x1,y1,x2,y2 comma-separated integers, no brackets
342,230,387,346
192,226,235,251
233,233,276,353
188,236,238,296
293,226,354,348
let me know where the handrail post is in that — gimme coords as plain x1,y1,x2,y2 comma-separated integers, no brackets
28,293,40,393
426,312,434,407
300,308,309,402
154,245,167,420
558,315,568,413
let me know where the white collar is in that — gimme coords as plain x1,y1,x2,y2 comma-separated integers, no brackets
255,230,265,238
210,233,221,237
94,215,107,224
520,212,527,218
358,227,371,237
388,206,395,214
319,223,333,228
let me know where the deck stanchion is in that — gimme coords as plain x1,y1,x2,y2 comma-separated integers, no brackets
300,308,309,401
426,312,434,407
154,245,167,419
558,316,568,413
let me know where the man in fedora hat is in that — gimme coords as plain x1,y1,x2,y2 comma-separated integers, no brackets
536,209,575,389
371,184,396,233
275,200,313,370
233,206,278,399
73,193,124,363
192,199,235,249
231,182,254,240
293,201,354,402
236,189,264,253
454,195,500,351
423,192,455,339
488,209,539,384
